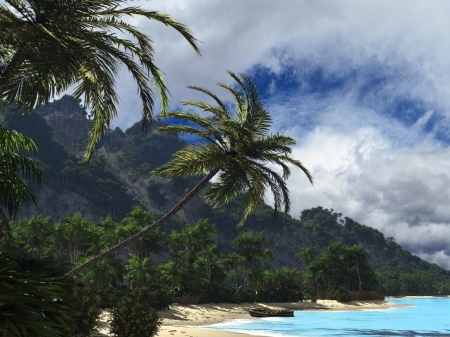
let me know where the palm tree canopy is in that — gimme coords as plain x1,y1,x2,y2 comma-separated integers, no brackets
0,0,201,161
153,71,314,226
0,125,42,241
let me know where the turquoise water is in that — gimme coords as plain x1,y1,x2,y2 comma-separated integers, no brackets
207,298,450,337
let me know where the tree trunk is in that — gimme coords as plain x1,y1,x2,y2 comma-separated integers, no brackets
65,170,218,278
355,258,363,292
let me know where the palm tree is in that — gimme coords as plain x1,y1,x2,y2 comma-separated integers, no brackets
297,247,315,269
222,252,244,288
12,215,52,258
65,71,314,277
0,0,201,161
0,125,42,242
346,244,369,292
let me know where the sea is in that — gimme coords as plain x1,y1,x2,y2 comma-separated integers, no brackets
206,298,450,337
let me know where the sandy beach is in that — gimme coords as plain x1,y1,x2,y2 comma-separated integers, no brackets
94,299,406,337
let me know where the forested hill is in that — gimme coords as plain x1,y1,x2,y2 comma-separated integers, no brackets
2,96,449,282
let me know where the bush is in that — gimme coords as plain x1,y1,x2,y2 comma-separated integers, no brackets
97,286,128,309
349,290,385,301
257,289,303,303
231,288,256,304
173,294,200,305
110,296,161,337
315,290,329,300
198,286,233,304
303,287,318,302
329,287,352,303
72,287,101,337
132,286,174,310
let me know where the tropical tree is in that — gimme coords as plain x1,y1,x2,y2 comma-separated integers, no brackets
232,231,270,270
54,212,93,265
12,215,52,258
0,0,201,161
125,255,157,289
0,125,42,241
117,206,163,261
221,252,244,288
297,247,315,269
66,71,314,277
346,244,369,292
162,219,222,292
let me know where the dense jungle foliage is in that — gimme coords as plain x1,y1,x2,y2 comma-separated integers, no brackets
3,206,450,300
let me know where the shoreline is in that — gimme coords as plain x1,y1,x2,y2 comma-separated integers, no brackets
94,299,409,337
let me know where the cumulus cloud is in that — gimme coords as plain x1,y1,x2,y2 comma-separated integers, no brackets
282,118,450,268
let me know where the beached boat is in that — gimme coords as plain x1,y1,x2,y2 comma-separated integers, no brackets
248,307,294,317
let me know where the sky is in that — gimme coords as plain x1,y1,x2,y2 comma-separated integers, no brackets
104,0,450,269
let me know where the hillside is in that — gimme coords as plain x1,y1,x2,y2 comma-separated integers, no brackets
2,96,449,288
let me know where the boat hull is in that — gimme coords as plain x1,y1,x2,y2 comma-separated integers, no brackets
248,308,294,317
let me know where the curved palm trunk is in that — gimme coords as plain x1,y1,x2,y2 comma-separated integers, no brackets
65,169,218,278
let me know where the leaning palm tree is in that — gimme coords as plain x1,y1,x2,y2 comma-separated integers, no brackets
0,0,200,161
65,71,314,277
0,125,42,242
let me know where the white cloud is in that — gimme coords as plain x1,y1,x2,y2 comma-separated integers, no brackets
282,118,450,268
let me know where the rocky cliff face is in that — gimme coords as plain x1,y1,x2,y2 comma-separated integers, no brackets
43,111,90,150
8,99,204,226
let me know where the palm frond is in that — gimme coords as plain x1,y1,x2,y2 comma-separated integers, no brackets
155,72,314,227
0,125,42,241
1,0,201,160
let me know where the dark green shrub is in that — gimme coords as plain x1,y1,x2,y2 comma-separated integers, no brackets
133,286,174,310
110,296,161,337
315,290,329,300
349,290,385,301
329,287,352,303
257,288,303,303
303,287,318,302
97,286,128,309
231,288,256,303
198,286,233,304
173,294,200,305
72,287,100,337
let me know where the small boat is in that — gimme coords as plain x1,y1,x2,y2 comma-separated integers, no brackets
248,307,294,317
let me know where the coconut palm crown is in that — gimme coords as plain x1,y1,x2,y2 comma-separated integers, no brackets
154,71,314,226
0,0,201,161
65,71,313,277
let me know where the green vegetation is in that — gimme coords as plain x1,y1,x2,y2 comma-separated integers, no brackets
2,95,448,299
0,124,42,240
68,72,314,277
2,107,138,220
6,207,450,304
2,3,450,333
0,252,76,337
110,294,162,337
